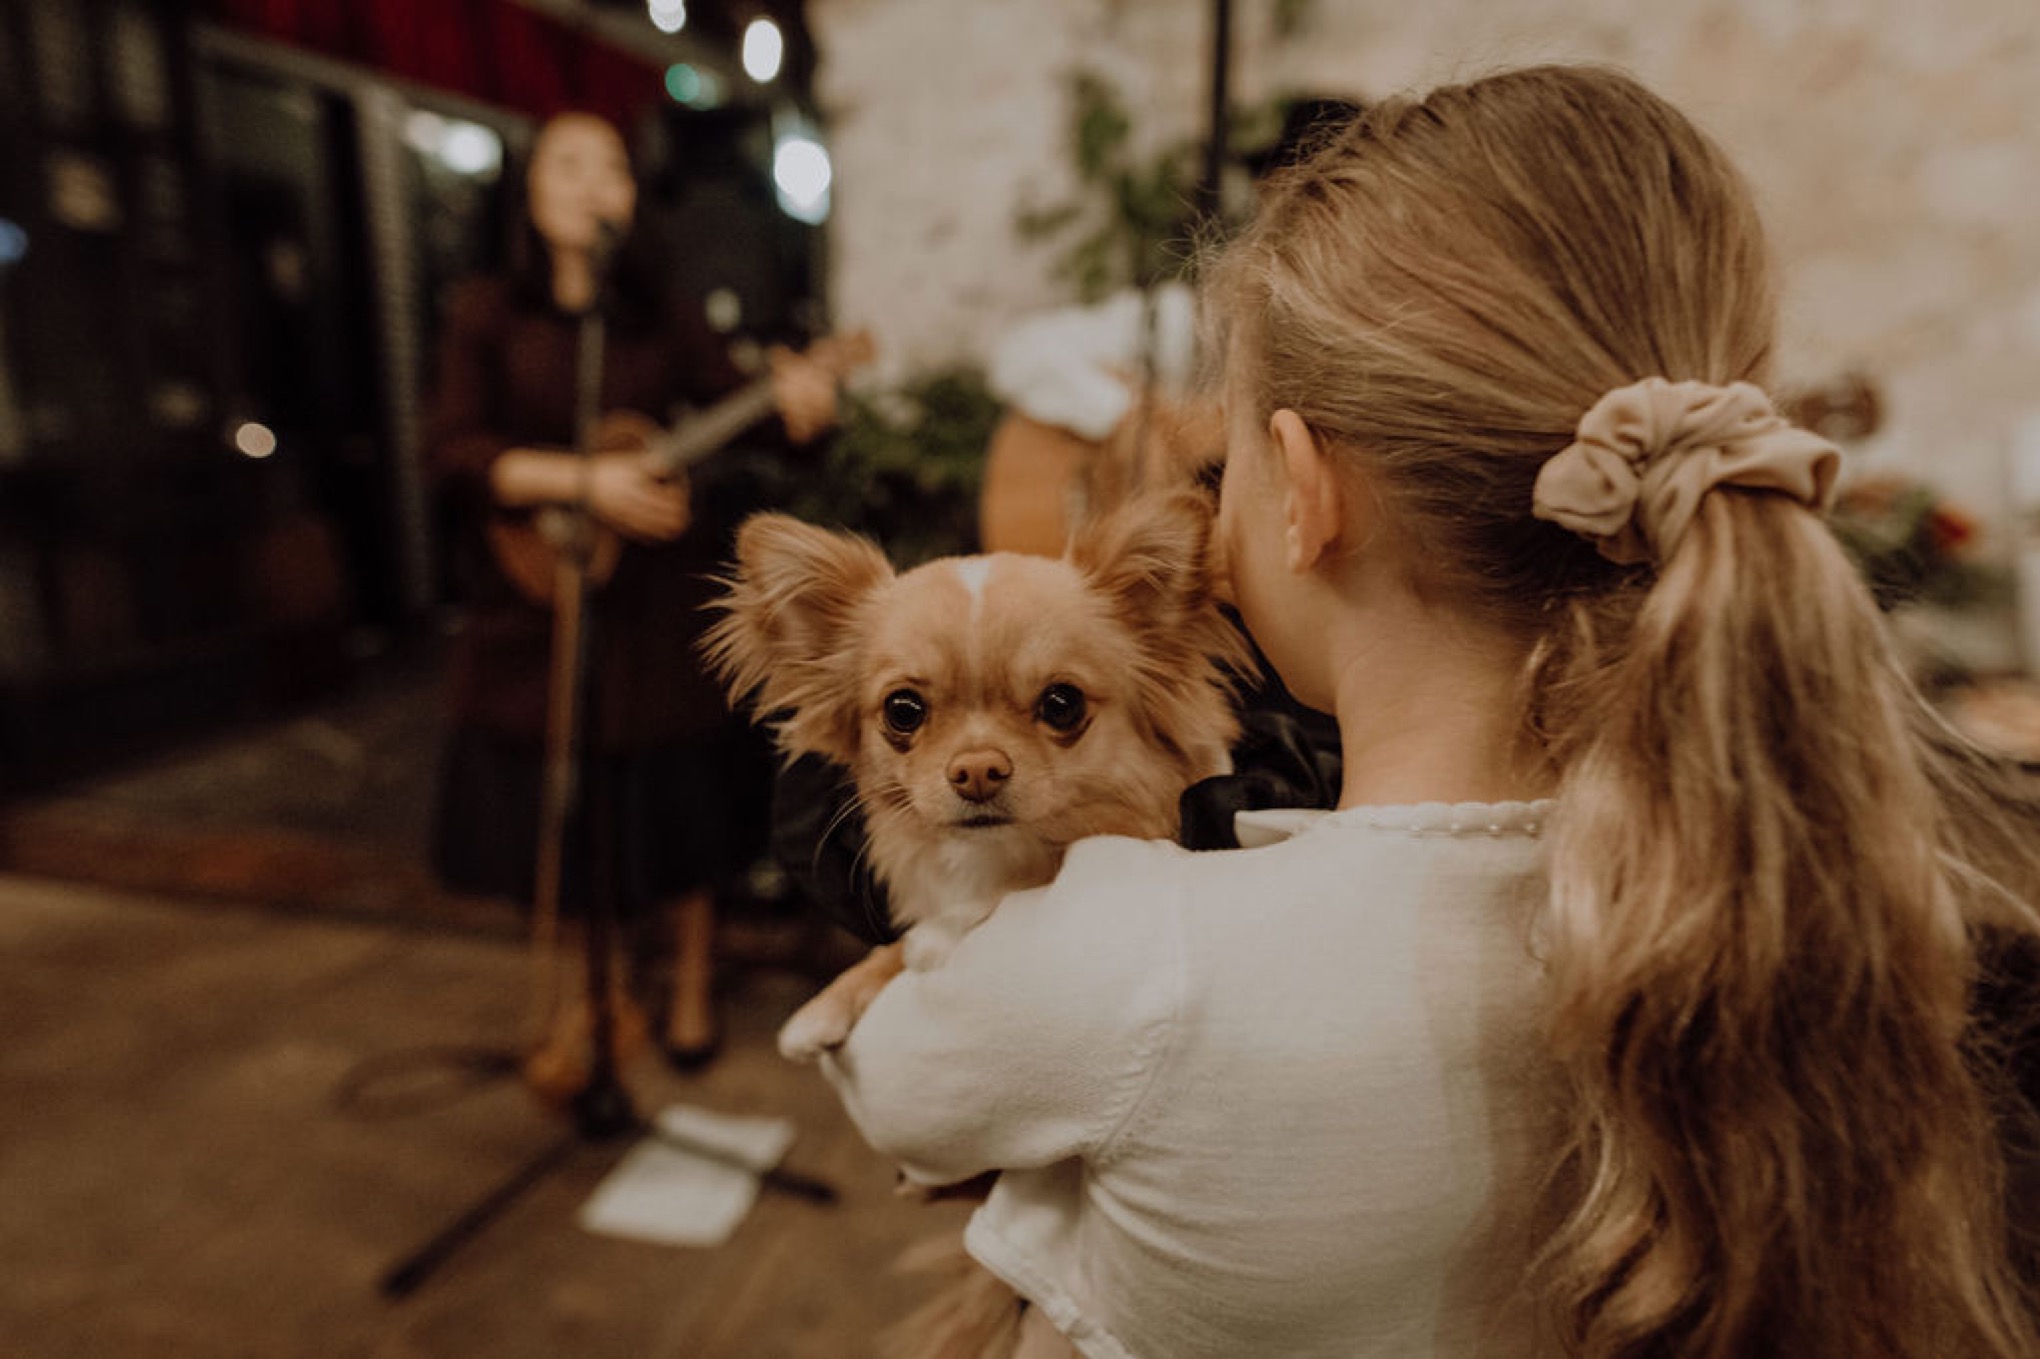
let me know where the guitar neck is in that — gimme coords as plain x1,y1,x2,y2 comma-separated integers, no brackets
648,378,782,478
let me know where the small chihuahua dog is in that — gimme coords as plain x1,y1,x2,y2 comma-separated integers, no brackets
704,489,1247,1061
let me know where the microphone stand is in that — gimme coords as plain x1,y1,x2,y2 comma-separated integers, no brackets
546,235,635,1144
378,229,833,1302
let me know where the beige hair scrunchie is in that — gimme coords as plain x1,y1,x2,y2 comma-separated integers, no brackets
1531,377,1842,565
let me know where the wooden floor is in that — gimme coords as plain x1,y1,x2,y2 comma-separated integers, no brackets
0,656,988,1356
0,872,972,1359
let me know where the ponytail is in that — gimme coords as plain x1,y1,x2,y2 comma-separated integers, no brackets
1537,492,2039,1358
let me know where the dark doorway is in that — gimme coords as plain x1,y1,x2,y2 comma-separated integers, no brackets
202,62,398,651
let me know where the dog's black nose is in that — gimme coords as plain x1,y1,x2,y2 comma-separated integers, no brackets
947,750,1012,803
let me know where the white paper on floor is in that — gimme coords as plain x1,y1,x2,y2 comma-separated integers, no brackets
579,1103,798,1247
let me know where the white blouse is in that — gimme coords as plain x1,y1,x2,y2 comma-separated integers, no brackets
824,802,1565,1359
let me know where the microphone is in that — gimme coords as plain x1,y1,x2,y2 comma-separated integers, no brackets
582,218,625,317
591,218,625,270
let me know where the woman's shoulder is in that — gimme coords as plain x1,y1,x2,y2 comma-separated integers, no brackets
1062,832,1195,878
1048,812,1479,906
1015,805,1550,937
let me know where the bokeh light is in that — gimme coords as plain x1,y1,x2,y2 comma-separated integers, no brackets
233,421,278,459
436,123,501,177
648,0,686,34
664,62,723,108
402,111,502,179
742,18,783,83
772,135,831,225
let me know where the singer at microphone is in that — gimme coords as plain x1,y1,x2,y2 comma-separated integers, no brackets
421,111,844,1082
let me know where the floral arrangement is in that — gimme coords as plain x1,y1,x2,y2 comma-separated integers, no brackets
1826,473,2007,611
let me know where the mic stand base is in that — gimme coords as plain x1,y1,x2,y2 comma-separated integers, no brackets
570,1071,638,1142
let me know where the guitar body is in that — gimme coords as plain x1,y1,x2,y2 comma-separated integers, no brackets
978,413,1096,557
485,410,654,606
486,331,875,609
978,397,1226,558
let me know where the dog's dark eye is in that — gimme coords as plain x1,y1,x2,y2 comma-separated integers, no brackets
1035,683,1087,734
882,689,927,735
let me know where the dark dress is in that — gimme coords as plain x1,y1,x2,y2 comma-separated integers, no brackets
424,275,777,917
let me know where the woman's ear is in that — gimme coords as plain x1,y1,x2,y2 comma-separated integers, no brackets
1268,409,1348,572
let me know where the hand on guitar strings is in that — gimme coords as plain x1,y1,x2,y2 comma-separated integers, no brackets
768,344,843,445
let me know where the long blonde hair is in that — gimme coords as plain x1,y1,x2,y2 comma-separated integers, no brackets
1213,64,2040,1358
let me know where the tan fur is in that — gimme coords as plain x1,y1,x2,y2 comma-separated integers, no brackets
703,491,1243,1359
705,487,1247,1055
882,1236,1027,1359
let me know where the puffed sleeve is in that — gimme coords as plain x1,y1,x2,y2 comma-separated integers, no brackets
985,283,1199,443
422,278,514,516
986,293,1142,443
820,836,1186,1187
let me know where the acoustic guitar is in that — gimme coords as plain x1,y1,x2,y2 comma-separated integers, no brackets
978,394,1225,557
488,330,875,606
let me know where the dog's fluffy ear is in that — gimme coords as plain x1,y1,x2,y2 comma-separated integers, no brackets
1069,488,1253,717
702,513,893,765
1069,489,1222,638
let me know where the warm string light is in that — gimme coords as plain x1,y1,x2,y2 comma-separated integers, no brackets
233,422,278,459
647,0,686,34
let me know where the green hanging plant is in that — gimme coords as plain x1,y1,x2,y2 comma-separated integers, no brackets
1015,69,1314,301
1015,70,1209,301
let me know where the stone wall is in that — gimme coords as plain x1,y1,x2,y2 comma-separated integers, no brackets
809,0,2040,570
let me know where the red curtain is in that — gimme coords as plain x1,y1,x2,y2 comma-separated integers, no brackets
487,3,575,118
574,38,656,133
203,0,663,128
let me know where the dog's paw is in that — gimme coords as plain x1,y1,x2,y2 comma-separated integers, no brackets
776,1005,852,1063
893,1171,938,1202
894,1169,999,1203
